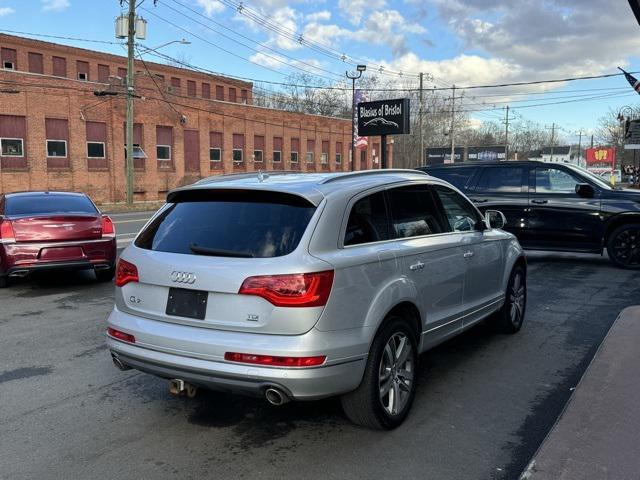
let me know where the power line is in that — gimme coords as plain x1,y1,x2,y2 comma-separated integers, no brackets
0,29,122,45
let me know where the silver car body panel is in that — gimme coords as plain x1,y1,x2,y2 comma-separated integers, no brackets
108,170,524,400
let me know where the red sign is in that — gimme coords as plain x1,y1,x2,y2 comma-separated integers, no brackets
585,147,616,165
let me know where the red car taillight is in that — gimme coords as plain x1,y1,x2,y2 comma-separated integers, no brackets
107,327,136,343
238,270,334,307
0,219,15,243
224,352,326,367
115,259,138,287
101,215,115,237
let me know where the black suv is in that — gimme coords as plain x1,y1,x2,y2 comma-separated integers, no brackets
418,161,640,269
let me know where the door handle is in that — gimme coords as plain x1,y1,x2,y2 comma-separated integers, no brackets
472,198,488,203
531,199,548,204
463,250,475,258
409,261,425,271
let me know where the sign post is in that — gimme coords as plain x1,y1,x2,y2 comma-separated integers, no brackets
357,98,410,169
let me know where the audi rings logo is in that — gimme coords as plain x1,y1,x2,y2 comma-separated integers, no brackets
170,271,197,284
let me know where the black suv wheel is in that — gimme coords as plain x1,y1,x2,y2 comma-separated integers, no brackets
607,223,640,269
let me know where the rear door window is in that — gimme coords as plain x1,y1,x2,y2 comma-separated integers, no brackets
5,194,97,216
433,185,482,232
344,191,390,246
427,167,477,190
475,166,525,193
388,185,446,239
135,190,316,258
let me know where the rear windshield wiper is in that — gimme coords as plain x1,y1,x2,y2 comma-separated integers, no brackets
189,243,254,258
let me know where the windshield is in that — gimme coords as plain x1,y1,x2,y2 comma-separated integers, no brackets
5,194,98,216
135,190,316,258
565,164,614,190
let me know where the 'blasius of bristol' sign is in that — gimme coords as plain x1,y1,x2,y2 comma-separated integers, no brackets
357,98,411,136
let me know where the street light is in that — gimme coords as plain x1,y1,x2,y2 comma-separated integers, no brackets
137,38,191,56
346,64,366,171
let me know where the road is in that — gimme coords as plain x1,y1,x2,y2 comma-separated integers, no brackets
1,214,639,479
109,211,155,248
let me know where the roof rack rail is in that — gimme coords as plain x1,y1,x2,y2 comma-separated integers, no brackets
319,169,428,184
195,170,302,185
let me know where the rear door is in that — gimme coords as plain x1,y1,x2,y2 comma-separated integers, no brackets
466,164,530,242
5,193,102,242
527,164,603,251
387,184,466,342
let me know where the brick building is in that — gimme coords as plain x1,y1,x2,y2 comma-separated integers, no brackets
0,34,391,204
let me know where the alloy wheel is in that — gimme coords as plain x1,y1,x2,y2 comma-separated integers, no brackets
378,332,414,416
509,272,526,328
611,227,640,267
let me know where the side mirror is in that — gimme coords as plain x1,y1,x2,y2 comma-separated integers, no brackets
485,210,507,229
575,183,595,198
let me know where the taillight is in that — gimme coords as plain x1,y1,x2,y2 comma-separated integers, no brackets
102,215,115,237
115,258,138,287
224,352,326,367
238,270,334,307
107,327,136,343
0,219,15,243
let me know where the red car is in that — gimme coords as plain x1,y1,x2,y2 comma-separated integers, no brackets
0,191,116,288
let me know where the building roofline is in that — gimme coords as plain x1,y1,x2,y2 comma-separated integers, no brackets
0,32,253,89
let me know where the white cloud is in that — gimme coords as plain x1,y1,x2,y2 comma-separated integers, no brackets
42,0,70,11
195,0,224,16
354,10,426,57
305,10,331,22
338,0,386,25
302,22,351,48
0,7,14,16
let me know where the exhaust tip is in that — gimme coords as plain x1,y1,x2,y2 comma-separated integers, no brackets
265,387,289,406
9,270,29,278
111,353,131,371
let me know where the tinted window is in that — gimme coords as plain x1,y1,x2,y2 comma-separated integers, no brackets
426,167,477,190
388,186,446,238
135,191,315,258
5,194,97,216
475,166,524,193
535,167,581,193
433,186,481,232
344,191,390,246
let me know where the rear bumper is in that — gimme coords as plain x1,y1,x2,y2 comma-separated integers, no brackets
106,307,370,400
0,237,116,276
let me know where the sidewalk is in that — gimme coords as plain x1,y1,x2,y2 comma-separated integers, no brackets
521,306,640,480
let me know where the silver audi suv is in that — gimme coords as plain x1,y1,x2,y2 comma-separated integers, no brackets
107,169,526,429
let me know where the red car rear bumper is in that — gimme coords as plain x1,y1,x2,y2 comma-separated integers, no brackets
0,237,117,277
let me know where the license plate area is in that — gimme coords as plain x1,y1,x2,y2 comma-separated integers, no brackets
166,287,208,320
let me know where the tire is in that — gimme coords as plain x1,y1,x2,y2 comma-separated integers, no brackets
0,276,7,289
491,265,526,334
95,267,115,283
341,315,418,430
606,223,640,269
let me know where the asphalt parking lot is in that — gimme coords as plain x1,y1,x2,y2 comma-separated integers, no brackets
1,213,639,480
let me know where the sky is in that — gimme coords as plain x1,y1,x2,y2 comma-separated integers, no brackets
2,0,640,143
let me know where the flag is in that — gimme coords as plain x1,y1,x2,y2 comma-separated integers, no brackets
619,67,640,94
354,89,369,149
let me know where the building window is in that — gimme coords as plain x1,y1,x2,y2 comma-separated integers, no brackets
306,152,314,163
291,151,298,163
306,139,315,163
233,149,243,162
336,142,343,164
336,153,342,164
76,60,89,81
87,142,105,158
254,150,263,162
98,64,110,83
210,148,221,161
202,82,211,99
321,153,328,164
156,145,171,161
3,61,14,70
0,138,23,156
229,87,237,102
216,85,224,100
47,140,67,157
253,135,264,163
53,56,67,77
232,133,244,163
78,72,88,81
187,80,196,97
28,52,44,74
241,89,248,104
124,145,147,159
1,48,17,70
273,151,282,163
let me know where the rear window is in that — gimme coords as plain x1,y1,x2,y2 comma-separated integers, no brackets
135,190,316,258
426,167,477,190
5,194,97,216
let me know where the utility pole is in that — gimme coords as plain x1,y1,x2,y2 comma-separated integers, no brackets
504,105,510,161
419,72,424,167
449,85,456,163
590,134,594,148
548,123,556,162
346,65,366,171
125,0,136,205
577,129,583,165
